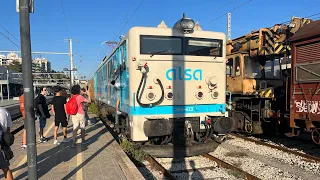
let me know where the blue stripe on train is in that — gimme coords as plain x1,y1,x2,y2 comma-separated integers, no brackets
130,104,226,116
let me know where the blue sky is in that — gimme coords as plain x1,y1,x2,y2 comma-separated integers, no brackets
1,0,319,79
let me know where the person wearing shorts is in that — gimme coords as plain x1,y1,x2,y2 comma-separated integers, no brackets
35,87,50,143
0,107,14,180
51,87,71,145
70,85,91,148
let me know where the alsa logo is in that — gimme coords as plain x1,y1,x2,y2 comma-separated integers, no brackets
166,66,202,81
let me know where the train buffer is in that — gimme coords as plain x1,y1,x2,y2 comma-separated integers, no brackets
0,114,144,180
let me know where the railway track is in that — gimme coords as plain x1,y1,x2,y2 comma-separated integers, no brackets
101,118,260,179
145,153,260,180
230,133,320,163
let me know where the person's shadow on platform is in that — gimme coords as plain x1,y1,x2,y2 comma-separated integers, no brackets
13,118,115,180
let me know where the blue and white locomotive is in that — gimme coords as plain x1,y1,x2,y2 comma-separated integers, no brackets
91,14,234,157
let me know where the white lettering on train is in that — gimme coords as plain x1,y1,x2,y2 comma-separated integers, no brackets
294,100,320,115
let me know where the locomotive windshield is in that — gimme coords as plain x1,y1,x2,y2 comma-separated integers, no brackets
140,35,223,57
185,38,222,57
140,36,182,55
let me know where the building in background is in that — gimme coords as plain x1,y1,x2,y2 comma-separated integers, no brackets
0,53,51,72
33,57,51,72
0,52,22,66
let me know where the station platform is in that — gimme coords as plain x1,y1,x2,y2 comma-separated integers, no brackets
0,99,18,107
0,114,144,180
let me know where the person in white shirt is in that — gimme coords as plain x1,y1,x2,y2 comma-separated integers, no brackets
0,107,14,180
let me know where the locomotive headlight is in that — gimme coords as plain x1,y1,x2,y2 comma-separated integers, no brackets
196,91,204,100
166,92,174,100
211,91,219,99
147,91,156,101
173,13,195,33
180,19,195,30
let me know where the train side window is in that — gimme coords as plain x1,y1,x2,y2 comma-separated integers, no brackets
226,58,233,77
235,56,240,76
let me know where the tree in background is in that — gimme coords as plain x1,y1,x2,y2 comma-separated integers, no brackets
7,60,22,72
7,60,45,73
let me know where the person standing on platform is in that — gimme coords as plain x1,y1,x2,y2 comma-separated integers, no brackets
19,89,27,149
80,88,90,124
70,85,91,147
35,87,50,143
51,87,71,145
0,107,14,180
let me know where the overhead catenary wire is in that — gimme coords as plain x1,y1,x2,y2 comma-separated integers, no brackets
60,0,70,37
202,0,253,27
0,31,21,49
113,0,137,39
112,0,146,42
206,0,234,18
0,24,20,43
238,5,320,37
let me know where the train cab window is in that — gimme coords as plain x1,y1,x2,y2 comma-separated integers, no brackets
140,35,182,55
235,56,240,76
185,38,222,57
244,56,262,78
264,59,281,79
226,58,233,77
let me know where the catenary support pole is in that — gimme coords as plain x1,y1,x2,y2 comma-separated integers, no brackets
69,39,74,86
1,84,3,101
7,70,9,101
227,12,231,40
19,0,38,179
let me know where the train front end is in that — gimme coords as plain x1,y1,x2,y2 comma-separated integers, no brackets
128,14,234,157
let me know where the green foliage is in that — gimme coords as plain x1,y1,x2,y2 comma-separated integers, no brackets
7,60,47,73
88,102,99,114
120,139,146,162
7,60,22,72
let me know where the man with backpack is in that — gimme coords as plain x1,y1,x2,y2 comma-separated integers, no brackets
35,87,50,143
0,107,14,180
67,85,91,147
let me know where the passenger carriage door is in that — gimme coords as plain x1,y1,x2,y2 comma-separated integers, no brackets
119,41,129,113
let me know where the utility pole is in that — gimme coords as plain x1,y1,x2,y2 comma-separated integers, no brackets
227,12,231,40
18,0,38,179
69,38,74,86
6,69,9,101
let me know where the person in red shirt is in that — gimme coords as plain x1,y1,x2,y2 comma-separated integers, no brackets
70,85,91,148
19,90,27,149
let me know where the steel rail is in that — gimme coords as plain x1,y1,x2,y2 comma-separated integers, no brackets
202,154,260,180
230,133,320,163
145,154,177,180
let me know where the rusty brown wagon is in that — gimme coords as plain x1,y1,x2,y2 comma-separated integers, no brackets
288,20,320,145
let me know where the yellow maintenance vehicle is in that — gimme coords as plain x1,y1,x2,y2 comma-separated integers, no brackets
226,17,312,134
